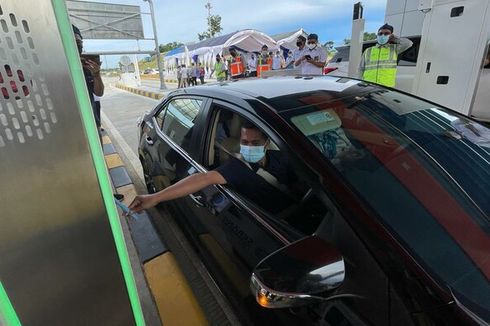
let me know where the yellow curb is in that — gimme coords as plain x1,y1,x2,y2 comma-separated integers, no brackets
105,153,124,169
115,184,138,206
116,84,165,101
144,253,208,326
102,135,111,145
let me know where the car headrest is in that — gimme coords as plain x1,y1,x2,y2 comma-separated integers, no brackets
228,114,243,138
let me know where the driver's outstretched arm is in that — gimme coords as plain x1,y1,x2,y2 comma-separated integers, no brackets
129,171,226,213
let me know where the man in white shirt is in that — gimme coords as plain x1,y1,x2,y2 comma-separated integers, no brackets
272,51,283,70
293,35,306,70
247,54,257,77
295,33,326,75
285,50,294,69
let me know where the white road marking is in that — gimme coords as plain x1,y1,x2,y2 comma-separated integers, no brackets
101,111,144,182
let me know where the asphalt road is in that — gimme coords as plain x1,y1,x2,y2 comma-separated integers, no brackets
141,78,173,90
101,86,158,157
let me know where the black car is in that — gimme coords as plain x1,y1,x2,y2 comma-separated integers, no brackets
137,76,490,325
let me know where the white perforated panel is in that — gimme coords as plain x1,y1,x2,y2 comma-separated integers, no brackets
0,5,57,147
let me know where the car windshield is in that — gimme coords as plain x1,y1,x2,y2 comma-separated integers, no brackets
281,89,490,322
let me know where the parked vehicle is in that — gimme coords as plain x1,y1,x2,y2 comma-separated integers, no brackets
143,68,158,75
137,76,490,325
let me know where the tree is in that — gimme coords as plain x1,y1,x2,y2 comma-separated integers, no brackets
198,2,223,41
363,32,377,41
343,32,376,45
159,42,184,53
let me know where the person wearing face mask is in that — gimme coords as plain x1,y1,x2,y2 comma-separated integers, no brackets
210,54,227,82
247,54,257,77
129,122,298,215
359,24,413,87
296,34,327,75
293,35,306,69
257,44,272,77
272,51,284,70
258,45,272,66
285,50,294,69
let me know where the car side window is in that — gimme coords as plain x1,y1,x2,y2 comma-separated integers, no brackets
207,106,329,235
155,105,166,129
160,98,202,152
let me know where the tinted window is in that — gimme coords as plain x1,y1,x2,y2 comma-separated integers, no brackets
398,37,421,66
208,108,325,236
155,105,166,128
282,89,490,322
160,98,202,151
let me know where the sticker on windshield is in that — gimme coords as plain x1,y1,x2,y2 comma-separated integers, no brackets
307,111,335,125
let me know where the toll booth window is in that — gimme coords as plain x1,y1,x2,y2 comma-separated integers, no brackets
398,37,421,66
161,98,202,151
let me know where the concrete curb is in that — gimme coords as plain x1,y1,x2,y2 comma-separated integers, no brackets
115,83,164,100
140,75,179,84
102,132,208,325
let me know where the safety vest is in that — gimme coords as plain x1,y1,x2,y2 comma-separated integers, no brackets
214,62,226,79
362,45,398,87
258,54,272,66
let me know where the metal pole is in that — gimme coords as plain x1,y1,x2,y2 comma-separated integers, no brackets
145,0,166,90
348,2,365,78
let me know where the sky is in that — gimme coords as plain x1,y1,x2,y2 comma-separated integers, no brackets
79,0,388,68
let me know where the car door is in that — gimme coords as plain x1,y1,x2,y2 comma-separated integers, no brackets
173,101,312,324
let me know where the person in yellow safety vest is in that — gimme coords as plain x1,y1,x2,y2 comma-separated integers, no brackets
258,44,272,66
359,24,413,88
210,54,227,82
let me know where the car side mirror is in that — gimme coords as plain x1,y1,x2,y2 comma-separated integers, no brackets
250,235,345,309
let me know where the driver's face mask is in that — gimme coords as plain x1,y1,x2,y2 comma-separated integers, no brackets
240,145,266,163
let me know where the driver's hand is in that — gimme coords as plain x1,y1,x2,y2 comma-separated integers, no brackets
128,194,159,213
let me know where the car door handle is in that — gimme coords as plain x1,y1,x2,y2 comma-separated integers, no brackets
189,193,206,207
145,136,154,146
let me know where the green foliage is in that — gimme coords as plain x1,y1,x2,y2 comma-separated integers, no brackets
343,32,376,45
363,32,377,41
198,2,223,41
159,42,184,53
198,14,223,40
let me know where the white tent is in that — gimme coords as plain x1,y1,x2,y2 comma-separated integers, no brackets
166,29,279,72
273,28,308,51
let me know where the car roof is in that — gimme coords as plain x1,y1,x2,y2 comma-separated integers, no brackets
174,76,377,112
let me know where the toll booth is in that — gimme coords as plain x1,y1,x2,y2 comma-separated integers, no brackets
0,1,143,324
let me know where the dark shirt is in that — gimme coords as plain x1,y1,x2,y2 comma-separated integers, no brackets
216,151,297,214
83,67,95,106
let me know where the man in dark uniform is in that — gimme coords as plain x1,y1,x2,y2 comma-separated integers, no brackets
72,25,104,127
129,122,298,215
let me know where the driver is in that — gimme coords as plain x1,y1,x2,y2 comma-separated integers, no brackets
129,122,298,214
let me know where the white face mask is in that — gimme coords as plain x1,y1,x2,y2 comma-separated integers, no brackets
307,43,317,50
